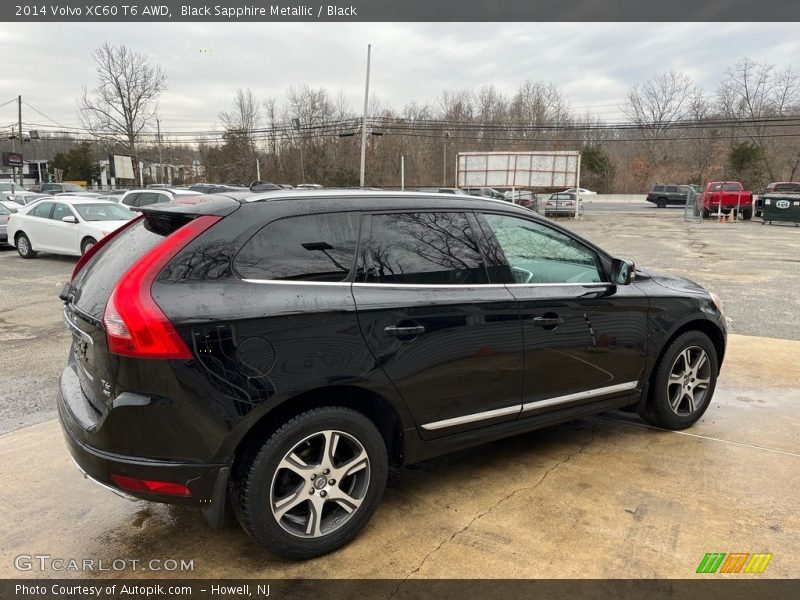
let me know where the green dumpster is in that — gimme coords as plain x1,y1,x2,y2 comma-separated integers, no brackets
762,193,800,226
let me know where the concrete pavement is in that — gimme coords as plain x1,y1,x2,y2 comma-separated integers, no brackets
1,334,797,579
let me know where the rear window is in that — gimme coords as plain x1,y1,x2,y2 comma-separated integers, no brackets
361,212,487,285
235,212,360,282
72,219,168,319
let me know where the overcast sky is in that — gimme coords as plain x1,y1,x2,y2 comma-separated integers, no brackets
2,22,800,136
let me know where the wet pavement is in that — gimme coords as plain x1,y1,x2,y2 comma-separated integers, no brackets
0,333,797,579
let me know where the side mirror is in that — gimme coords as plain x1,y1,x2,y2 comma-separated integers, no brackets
61,215,78,224
612,258,635,285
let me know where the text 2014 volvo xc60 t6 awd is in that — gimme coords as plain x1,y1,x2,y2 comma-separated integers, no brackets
58,191,726,559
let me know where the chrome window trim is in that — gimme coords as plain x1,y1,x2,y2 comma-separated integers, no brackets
241,279,352,286
521,381,638,413
420,381,638,431
239,279,611,288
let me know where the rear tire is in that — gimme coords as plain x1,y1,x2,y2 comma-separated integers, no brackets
81,237,97,255
742,209,752,221
639,331,718,430
15,233,37,259
656,198,667,208
230,407,388,560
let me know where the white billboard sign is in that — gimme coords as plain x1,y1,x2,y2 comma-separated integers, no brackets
456,151,580,189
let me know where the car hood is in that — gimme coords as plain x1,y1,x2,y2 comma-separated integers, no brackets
636,267,708,295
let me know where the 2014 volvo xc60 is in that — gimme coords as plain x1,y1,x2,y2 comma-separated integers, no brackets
58,191,726,559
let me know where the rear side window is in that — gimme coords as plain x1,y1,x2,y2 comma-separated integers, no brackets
235,212,360,282
665,186,678,193
361,212,487,285
137,192,160,207
30,202,53,218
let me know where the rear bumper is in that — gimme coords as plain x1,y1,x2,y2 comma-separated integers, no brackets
57,365,227,508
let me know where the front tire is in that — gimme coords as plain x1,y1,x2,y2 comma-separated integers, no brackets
16,233,37,259
639,331,718,430
231,407,388,560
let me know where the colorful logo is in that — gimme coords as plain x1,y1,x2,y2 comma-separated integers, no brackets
696,552,773,574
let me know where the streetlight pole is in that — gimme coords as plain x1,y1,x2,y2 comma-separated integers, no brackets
359,44,371,188
400,154,405,191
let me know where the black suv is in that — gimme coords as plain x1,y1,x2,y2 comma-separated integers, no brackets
646,184,693,208
58,191,726,559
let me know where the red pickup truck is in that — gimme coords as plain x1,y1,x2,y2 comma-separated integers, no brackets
701,181,753,219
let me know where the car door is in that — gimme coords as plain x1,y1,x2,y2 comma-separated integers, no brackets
49,202,80,254
665,185,680,204
352,210,523,439
475,212,648,416
24,201,55,250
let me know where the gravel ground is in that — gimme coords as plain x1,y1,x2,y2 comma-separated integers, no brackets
1,210,797,433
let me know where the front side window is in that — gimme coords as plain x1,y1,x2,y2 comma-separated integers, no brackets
51,203,75,221
362,212,487,285
652,186,665,192
235,212,360,282
665,186,678,193
481,213,605,284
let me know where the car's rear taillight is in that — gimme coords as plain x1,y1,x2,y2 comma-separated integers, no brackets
111,473,192,497
103,215,221,360
72,215,144,281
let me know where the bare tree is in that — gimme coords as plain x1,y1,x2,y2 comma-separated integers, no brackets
717,57,800,180
219,88,261,136
78,42,167,155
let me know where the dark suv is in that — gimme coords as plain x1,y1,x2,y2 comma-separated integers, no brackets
646,184,692,208
58,191,726,559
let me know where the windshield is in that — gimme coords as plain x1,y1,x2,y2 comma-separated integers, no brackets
74,203,136,221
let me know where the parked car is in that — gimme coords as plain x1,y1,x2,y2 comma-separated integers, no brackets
95,192,127,203
8,197,136,258
465,187,506,200
562,187,596,195
41,182,87,195
646,184,695,208
0,202,11,245
545,192,584,216
0,182,23,194
55,191,103,198
4,191,50,205
120,188,202,209
57,190,725,559
701,181,753,219
416,187,469,195
189,183,249,194
754,182,800,217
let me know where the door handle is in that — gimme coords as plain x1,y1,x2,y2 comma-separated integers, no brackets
384,325,426,337
532,315,564,329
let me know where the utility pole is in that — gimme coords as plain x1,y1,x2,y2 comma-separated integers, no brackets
400,154,405,191
359,44,371,188
442,131,450,186
156,118,164,184
18,95,23,186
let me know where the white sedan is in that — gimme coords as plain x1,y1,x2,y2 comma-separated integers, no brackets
7,197,136,258
562,187,597,195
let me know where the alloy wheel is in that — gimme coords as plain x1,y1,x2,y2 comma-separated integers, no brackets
17,236,29,255
666,346,711,416
270,430,370,539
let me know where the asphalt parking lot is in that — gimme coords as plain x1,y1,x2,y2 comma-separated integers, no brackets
0,208,798,579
